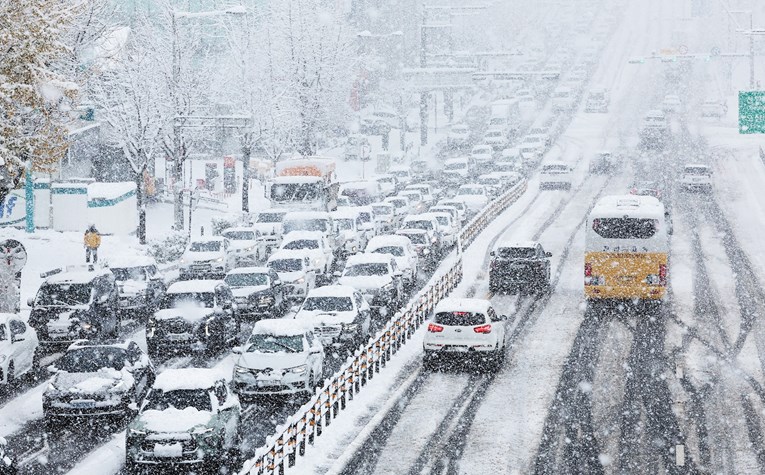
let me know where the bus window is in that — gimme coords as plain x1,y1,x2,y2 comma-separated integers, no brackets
592,218,657,239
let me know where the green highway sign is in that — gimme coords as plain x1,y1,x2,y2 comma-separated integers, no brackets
739,91,765,134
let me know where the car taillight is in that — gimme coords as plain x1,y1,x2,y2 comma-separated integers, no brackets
473,324,492,334
659,264,667,286
584,263,592,277
428,323,444,333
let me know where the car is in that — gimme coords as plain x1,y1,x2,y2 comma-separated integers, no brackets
43,339,155,427
107,256,166,318
397,190,427,215
526,128,551,146
179,237,233,279
383,195,411,219
352,206,380,240
497,148,523,172
336,196,353,208
492,171,522,188
483,128,509,151
629,180,663,201
365,235,419,290
455,184,490,213
232,319,324,399
282,211,339,256
389,166,413,187
0,313,39,391
396,229,439,270
590,150,617,174
447,123,472,147
552,86,575,110
678,164,712,192
438,199,467,224
125,368,241,473
339,180,383,206
279,231,335,277
405,184,437,206
331,209,366,257
28,267,120,350
539,161,573,190
489,241,552,293
520,134,546,162
701,99,727,118
429,205,461,229
146,280,239,358
585,87,609,113
294,285,372,351
221,227,262,266
360,109,400,134
371,202,400,234
375,174,399,196
423,298,508,370
251,209,287,258
224,267,286,320
661,94,682,113
470,145,494,165
426,212,459,249
442,157,474,184
337,254,404,318
267,250,317,301
402,214,443,252
478,173,503,198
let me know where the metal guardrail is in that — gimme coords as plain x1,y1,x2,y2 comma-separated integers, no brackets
238,178,528,475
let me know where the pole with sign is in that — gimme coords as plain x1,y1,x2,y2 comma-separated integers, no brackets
0,239,27,313
739,91,765,134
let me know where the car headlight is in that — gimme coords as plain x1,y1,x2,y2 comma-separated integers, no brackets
180,258,186,264
245,246,255,252
216,257,224,263
128,427,147,436
294,277,305,284
289,365,307,374
81,322,94,332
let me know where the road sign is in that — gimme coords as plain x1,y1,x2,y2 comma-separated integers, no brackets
739,91,765,134
678,45,689,54
0,239,26,273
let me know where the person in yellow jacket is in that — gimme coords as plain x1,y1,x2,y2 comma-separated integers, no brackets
84,224,101,264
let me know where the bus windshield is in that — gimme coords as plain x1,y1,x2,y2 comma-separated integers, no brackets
592,218,658,239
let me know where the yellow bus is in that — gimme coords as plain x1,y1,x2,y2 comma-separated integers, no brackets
584,195,670,301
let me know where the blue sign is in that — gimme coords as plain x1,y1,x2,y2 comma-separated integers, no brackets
0,191,26,227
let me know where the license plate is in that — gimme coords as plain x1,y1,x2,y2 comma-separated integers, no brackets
618,276,636,283
71,400,95,409
166,333,190,341
257,380,281,387
443,345,468,352
153,443,183,458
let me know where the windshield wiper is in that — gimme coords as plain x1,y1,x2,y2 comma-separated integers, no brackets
272,341,299,353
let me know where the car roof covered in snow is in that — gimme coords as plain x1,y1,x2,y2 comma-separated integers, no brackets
332,208,361,219
68,338,136,351
591,195,664,219
226,266,271,276
272,175,324,184
268,249,310,263
166,280,223,294
283,211,331,220
445,157,469,165
366,235,412,250
154,368,224,392
190,236,225,244
434,298,492,315
106,255,157,269
252,319,312,337
306,285,357,298
345,253,394,266
45,267,113,284
222,227,256,234
496,240,538,250
281,231,325,242
256,208,288,215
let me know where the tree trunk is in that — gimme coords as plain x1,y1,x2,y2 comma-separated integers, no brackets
241,144,251,213
136,166,146,244
172,158,184,231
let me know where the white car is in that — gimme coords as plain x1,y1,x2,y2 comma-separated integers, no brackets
232,319,324,398
661,94,682,113
402,214,443,251
552,86,575,110
179,237,233,279
455,184,490,213
642,109,669,131
375,174,398,197
279,231,334,277
526,128,551,146
389,166,413,187
294,285,372,351
365,235,419,289
267,250,317,302
0,314,39,389
405,184,436,206
470,145,494,164
423,298,508,370
384,196,412,216
338,254,404,317
443,157,474,184
483,128,509,151
701,99,727,118
398,191,427,215
540,161,573,190
478,173,503,198
438,199,468,224
251,209,287,257
332,209,366,257
679,164,712,192
447,123,471,147
585,87,609,113
371,202,400,234
429,205,461,229
221,227,261,266
492,171,522,188
427,211,459,248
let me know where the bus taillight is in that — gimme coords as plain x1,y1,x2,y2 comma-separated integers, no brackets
659,264,667,286
584,263,592,277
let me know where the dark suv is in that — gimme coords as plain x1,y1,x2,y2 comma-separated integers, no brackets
489,242,552,294
28,267,120,351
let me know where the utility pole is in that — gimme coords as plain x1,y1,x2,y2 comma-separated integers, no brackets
171,12,185,231
419,9,428,146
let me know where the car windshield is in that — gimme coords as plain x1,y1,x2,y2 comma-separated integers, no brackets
434,311,486,326
111,267,146,282
223,230,256,240
162,292,215,309
269,259,303,272
457,188,483,196
256,213,285,224
56,347,126,372
358,212,372,223
401,233,427,244
283,239,319,250
498,247,536,259
404,220,434,230
473,147,491,154
189,241,221,252
271,183,321,202
445,162,467,170
335,218,355,231
553,91,570,98
592,218,658,239
224,273,269,288
36,283,92,306
283,219,328,234
486,131,503,138
543,165,568,172
245,334,304,353
685,167,711,176
390,170,408,178
344,263,389,277
435,216,450,226
302,296,354,312
480,178,500,186
144,389,212,412
371,246,404,257
373,206,392,216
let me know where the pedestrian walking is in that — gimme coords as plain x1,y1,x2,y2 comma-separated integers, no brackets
84,224,101,264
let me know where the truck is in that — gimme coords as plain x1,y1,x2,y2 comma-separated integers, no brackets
269,157,339,212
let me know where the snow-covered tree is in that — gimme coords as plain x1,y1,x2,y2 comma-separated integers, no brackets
0,0,79,205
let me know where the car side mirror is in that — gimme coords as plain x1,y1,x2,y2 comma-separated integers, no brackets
501,315,508,321
232,346,243,355
47,364,59,375
490,251,495,257
545,252,552,257
11,334,24,343
27,297,34,307
310,347,322,355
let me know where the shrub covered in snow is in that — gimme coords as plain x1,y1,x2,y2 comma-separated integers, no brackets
147,231,188,264
211,215,241,236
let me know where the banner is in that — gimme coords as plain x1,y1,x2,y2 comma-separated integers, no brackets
0,190,26,227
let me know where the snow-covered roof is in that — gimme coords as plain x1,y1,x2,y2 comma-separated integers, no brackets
88,182,135,199
106,255,156,269
252,319,312,337
256,208,288,215
445,157,469,165
496,240,538,250
306,285,357,298
268,250,307,263
166,280,223,294
434,298,492,315
389,166,410,174
190,236,225,244
153,368,223,392
346,253,393,266
284,211,331,220
273,176,323,184
367,235,412,250
542,160,568,167
684,163,709,169
332,208,361,219
68,338,134,351
282,230,325,242
222,227,256,233
370,202,394,209
591,195,664,219
227,266,271,275
46,267,113,284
